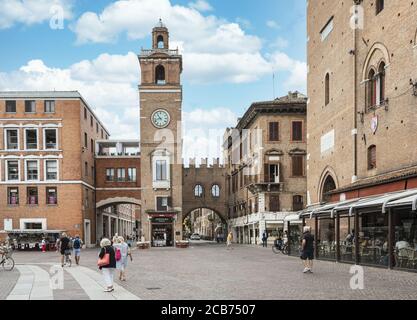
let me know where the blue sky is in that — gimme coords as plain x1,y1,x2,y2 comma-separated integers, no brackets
0,0,306,161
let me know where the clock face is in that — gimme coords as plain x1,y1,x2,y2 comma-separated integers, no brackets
151,109,170,128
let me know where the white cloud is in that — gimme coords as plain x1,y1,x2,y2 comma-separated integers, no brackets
270,36,289,49
266,20,280,29
189,0,213,12
0,54,139,139
70,0,304,87
0,0,73,29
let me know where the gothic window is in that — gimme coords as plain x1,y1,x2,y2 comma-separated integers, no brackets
367,68,377,110
322,175,336,202
194,185,204,198
155,65,166,85
378,61,386,105
212,184,220,198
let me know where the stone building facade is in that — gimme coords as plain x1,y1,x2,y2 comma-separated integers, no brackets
307,0,417,203
224,92,307,245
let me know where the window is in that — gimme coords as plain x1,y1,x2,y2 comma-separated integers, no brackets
322,175,336,202
8,188,19,205
292,155,304,177
264,164,280,183
269,195,280,212
368,145,376,170
293,195,304,211
44,100,55,113
6,101,16,113
96,122,99,134
5,129,19,150
376,0,384,15
128,168,136,182
25,129,38,150
101,129,104,139
26,160,39,181
84,107,87,120
27,187,38,205
117,168,126,182
25,222,42,230
155,65,166,85
269,122,279,141
156,160,167,181
85,189,89,208
367,69,377,109
44,129,57,150
7,161,19,181
84,133,88,148
377,62,386,105
25,100,36,113
91,139,94,153
157,35,164,49
106,168,115,181
156,197,170,211
212,185,220,198
325,73,330,106
320,17,334,41
194,185,204,198
90,115,93,127
45,160,58,180
84,162,88,177
46,187,57,205
292,121,303,142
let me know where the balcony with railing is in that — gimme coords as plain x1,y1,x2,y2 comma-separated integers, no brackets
139,48,180,57
96,140,140,158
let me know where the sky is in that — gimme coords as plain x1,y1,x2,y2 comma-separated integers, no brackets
0,0,307,163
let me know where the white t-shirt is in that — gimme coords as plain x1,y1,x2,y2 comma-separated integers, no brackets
396,241,410,250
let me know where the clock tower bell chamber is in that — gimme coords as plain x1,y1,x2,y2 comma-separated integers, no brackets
138,20,184,246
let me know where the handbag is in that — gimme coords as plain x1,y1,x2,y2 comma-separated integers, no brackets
97,247,110,267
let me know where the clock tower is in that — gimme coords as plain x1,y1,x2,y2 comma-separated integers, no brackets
138,20,183,246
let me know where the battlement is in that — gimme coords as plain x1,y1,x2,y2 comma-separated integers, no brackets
183,158,225,169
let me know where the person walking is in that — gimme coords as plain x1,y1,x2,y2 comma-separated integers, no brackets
72,235,83,266
41,238,47,253
59,233,71,267
300,226,315,274
98,238,116,292
226,231,233,250
262,231,268,248
113,236,131,281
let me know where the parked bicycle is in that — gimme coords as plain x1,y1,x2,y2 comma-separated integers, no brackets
272,239,289,255
0,246,15,271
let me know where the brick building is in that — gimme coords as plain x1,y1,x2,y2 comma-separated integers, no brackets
306,0,417,271
225,92,307,247
0,91,109,247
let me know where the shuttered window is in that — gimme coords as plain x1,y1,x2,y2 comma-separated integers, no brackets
292,121,303,141
269,122,279,141
269,195,280,212
292,156,304,177
293,195,304,211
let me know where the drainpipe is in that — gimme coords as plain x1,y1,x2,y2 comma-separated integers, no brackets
352,7,358,183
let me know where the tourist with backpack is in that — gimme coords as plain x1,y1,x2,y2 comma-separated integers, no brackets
72,235,83,266
113,236,130,281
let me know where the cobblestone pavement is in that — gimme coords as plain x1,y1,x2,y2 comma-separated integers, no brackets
3,244,417,300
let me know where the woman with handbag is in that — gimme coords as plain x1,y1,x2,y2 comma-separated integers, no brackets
98,238,116,292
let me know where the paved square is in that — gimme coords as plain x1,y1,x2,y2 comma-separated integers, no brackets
2,244,417,300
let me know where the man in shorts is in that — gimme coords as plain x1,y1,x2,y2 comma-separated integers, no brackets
72,235,83,265
300,226,315,273
59,233,70,267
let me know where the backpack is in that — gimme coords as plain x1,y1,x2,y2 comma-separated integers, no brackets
115,248,121,261
73,239,81,249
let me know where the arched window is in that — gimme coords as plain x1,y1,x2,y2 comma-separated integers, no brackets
157,35,164,49
212,185,220,198
367,69,376,110
368,145,376,170
378,62,385,105
325,73,330,106
322,175,336,203
155,65,166,85
194,185,204,198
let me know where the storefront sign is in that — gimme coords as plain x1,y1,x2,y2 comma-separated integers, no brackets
152,217,173,224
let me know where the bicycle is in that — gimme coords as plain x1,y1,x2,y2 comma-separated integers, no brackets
272,241,289,255
0,246,15,271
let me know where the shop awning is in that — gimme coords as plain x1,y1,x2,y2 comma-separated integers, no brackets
4,230,65,234
284,214,302,222
299,188,417,219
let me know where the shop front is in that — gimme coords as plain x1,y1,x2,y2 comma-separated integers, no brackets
5,230,64,251
284,214,303,257
300,189,417,272
151,216,174,247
